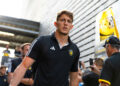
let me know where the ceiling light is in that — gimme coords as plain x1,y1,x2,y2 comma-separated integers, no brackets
0,31,15,36
0,40,10,45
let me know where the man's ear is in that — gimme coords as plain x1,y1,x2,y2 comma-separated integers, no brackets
107,44,110,48
72,25,73,28
70,25,73,30
54,22,57,27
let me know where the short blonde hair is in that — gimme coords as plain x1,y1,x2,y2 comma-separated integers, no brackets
21,43,31,50
94,58,104,66
0,65,6,69
57,10,73,22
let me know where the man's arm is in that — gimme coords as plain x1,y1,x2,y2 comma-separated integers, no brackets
21,78,33,85
90,65,101,75
8,72,33,85
69,72,79,86
9,56,35,86
78,68,83,82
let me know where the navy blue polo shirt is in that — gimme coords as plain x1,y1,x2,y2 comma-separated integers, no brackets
0,75,8,86
11,58,32,86
99,52,120,86
27,33,80,86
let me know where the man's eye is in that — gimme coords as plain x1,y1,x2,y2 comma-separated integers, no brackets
60,19,65,22
67,20,72,23
59,19,72,23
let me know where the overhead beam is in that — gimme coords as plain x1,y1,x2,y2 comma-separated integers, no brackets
0,15,40,31
0,25,39,37
0,42,22,49
0,34,34,43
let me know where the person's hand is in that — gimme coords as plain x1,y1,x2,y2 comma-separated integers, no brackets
78,68,82,76
81,61,86,69
90,64,100,75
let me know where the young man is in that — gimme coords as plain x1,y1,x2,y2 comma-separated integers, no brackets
9,10,80,86
99,36,120,86
8,43,33,86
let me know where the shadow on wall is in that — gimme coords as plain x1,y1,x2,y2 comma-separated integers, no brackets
39,22,54,36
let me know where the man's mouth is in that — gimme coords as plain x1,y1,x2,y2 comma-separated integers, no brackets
63,27,68,30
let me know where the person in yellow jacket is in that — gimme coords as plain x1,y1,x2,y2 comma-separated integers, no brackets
3,45,10,57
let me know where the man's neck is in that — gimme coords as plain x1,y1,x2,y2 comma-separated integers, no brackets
110,49,119,56
55,31,69,46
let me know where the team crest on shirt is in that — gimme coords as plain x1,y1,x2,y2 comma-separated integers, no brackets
69,49,73,56
29,67,31,70
50,46,55,51
4,79,6,82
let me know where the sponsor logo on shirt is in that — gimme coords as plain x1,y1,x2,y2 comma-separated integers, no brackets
4,79,6,82
50,46,55,51
29,67,31,70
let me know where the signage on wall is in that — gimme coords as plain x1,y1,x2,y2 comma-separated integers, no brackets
95,1,120,59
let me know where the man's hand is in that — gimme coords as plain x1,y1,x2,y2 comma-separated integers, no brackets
90,64,100,75
81,61,86,69
21,78,33,85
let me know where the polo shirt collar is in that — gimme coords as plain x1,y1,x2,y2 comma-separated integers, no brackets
111,52,119,56
51,32,72,44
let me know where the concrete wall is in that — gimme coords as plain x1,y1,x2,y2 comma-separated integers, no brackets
23,0,119,67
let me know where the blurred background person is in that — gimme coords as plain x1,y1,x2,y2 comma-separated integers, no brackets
1,45,11,65
8,43,33,86
3,44,10,57
78,58,104,86
99,36,120,86
14,45,21,57
0,65,8,86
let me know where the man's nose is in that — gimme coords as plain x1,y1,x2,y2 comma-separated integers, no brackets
64,20,68,25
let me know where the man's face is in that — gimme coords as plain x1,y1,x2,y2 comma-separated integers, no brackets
22,45,30,57
6,45,9,49
55,14,73,35
0,68,6,75
105,44,112,57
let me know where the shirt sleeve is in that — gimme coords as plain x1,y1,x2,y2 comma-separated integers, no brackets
26,37,42,61
70,46,80,72
99,59,113,85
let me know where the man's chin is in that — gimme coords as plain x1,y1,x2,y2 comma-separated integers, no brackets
57,29,69,35
60,32,68,35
